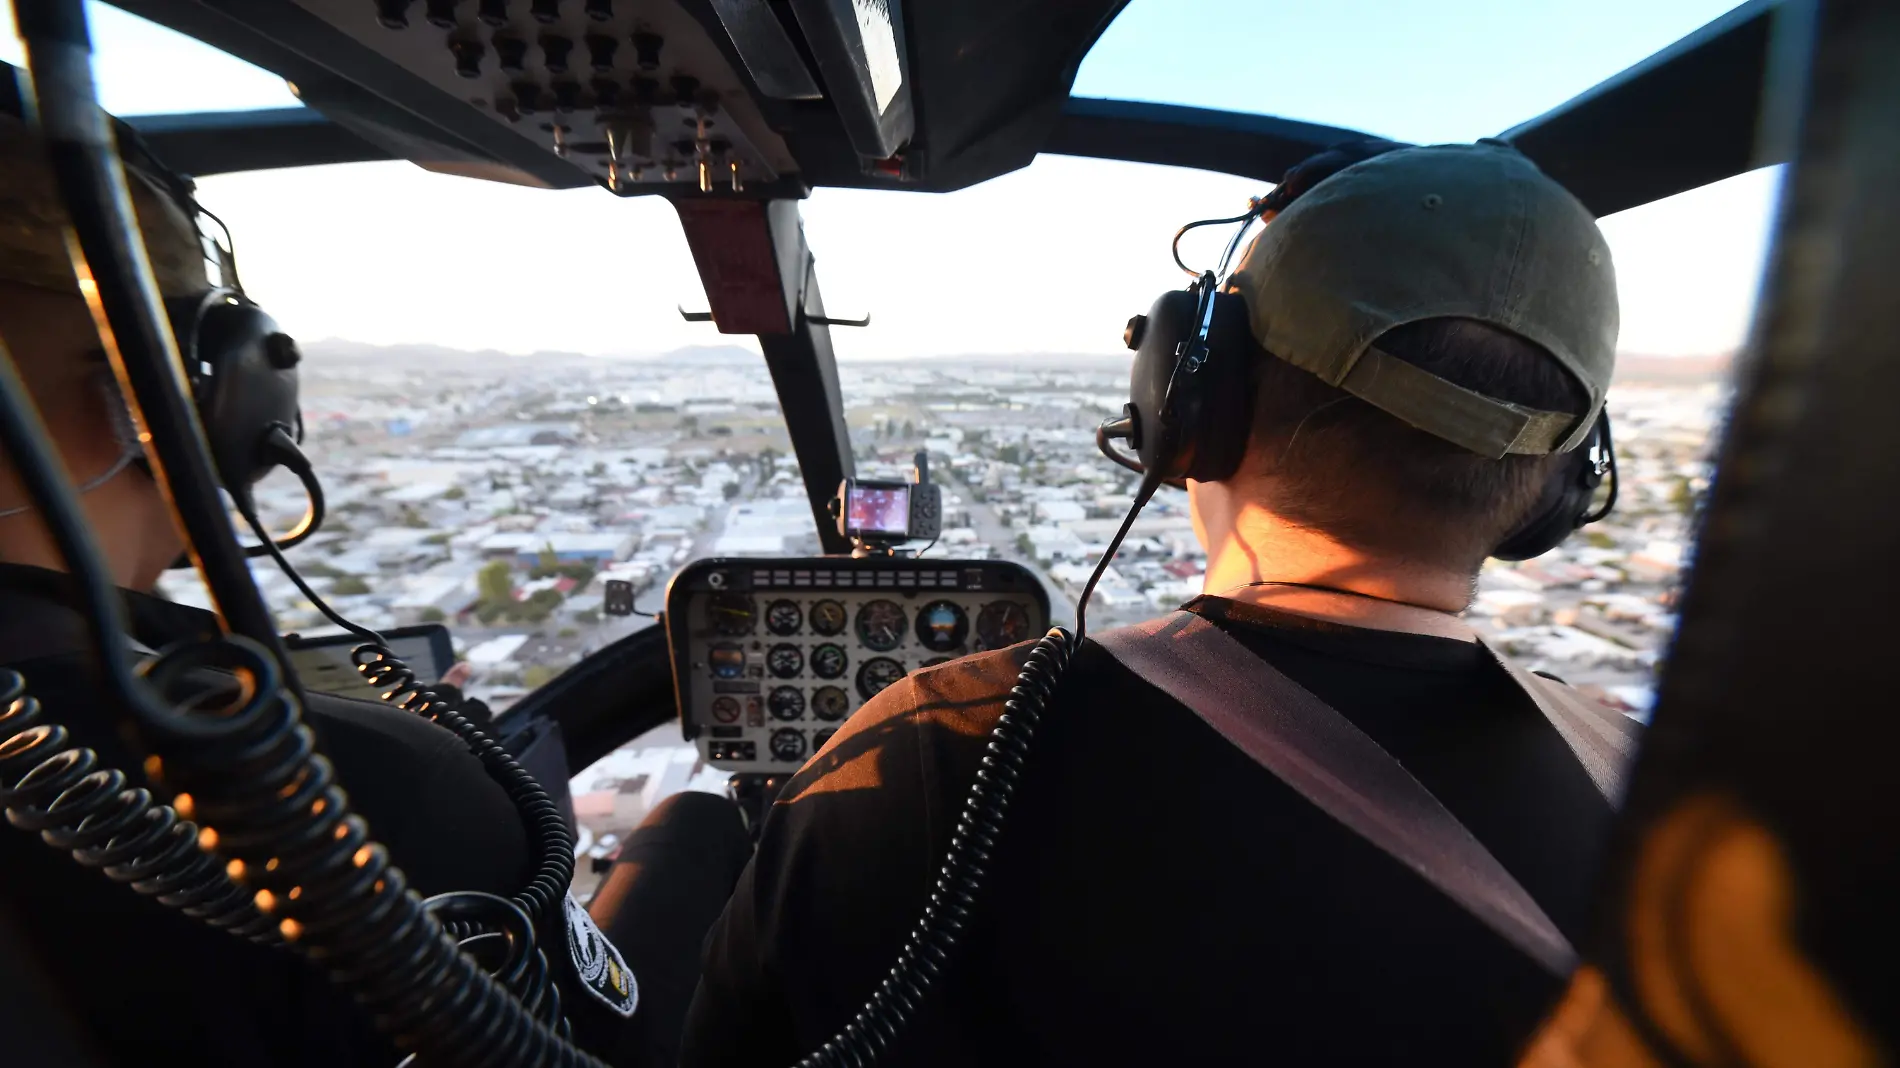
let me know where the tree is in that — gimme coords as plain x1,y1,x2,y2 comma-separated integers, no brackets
523,664,560,689
419,606,447,623
537,543,560,574
723,481,741,500
575,608,600,626
477,560,515,607
332,575,371,596
442,486,466,500
901,420,916,439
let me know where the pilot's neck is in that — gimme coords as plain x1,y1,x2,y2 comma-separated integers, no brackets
1191,489,1475,640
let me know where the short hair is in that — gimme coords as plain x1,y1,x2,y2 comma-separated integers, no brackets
1241,318,1591,571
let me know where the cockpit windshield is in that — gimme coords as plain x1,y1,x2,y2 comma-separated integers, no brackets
1075,0,1749,143
6,0,1775,812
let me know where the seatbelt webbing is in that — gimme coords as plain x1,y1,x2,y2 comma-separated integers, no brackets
1476,639,1640,803
1093,611,1579,977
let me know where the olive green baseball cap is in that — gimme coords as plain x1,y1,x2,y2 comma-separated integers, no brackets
0,111,207,299
1228,140,1617,457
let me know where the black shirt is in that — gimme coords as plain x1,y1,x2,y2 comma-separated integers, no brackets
681,597,1622,1066
0,564,532,1067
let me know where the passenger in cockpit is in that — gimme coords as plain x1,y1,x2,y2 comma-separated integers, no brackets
682,142,1638,1065
0,108,747,1068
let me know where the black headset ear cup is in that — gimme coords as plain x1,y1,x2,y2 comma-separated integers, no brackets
1125,289,1257,483
166,289,302,494
1491,414,1609,561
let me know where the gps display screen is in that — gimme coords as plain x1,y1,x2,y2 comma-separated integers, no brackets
845,483,911,537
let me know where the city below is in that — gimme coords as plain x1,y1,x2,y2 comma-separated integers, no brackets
160,342,1724,886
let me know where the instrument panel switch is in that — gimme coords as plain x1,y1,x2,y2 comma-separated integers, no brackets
541,35,574,75
585,33,618,73
376,0,413,29
494,35,528,73
632,31,664,72
448,39,485,79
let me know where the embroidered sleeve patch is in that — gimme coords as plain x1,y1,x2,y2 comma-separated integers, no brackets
564,894,638,1018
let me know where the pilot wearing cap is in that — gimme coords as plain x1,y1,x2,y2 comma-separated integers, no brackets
683,141,1637,1064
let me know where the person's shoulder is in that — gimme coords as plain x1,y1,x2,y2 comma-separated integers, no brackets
782,644,1033,805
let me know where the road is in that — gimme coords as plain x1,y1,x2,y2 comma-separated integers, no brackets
939,472,1076,629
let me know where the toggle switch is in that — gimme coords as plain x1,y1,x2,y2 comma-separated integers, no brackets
424,0,459,27
448,39,485,78
376,0,413,29
585,33,618,72
631,31,663,72
541,35,574,74
494,35,528,72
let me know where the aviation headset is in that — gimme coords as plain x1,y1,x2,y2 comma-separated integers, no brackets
0,63,314,542
1100,139,1616,561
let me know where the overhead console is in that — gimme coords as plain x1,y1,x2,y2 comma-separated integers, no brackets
666,557,1050,775
290,0,798,192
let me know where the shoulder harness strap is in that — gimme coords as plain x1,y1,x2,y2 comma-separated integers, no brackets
1093,610,1579,977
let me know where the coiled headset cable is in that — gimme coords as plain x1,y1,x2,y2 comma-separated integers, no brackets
797,478,1158,1068
236,440,577,1029
0,325,600,1068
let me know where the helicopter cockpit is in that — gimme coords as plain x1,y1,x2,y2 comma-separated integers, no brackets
0,0,1894,1065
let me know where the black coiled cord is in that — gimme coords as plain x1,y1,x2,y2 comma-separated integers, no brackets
0,668,277,944
354,644,574,929
137,635,608,1068
796,627,1078,1068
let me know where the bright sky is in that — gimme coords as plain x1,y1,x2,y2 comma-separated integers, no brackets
1,0,1780,361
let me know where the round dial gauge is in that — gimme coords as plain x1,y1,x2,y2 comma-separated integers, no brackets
766,643,804,679
975,601,1032,650
914,600,969,652
707,592,756,636
768,686,805,721
813,727,837,752
710,696,741,723
856,656,906,701
809,599,847,636
810,685,849,722
765,599,803,636
855,600,907,652
769,728,806,763
809,643,848,679
708,643,745,680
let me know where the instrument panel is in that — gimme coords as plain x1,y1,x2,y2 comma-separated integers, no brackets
666,558,1051,774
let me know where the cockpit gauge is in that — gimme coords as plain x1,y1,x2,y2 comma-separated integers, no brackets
975,601,1032,650
765,599,803,636
709,643,746,679
708,592,756,637
855,600,907,652
710,695,742,723
809,599,847,636
769,728,806,763
914,600,969,652
768,686,805,721
766,643,804,678
856,657,906,701
811,685,849,721
810,643,848,679
813,727,838,752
